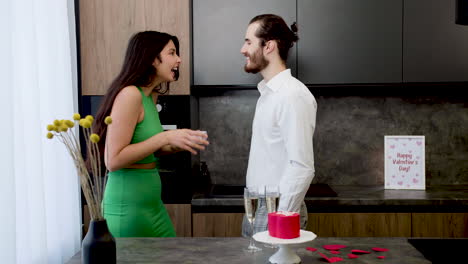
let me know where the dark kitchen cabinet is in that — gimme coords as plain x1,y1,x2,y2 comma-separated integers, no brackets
192,0,297,86
297,0,403,84
403,0,468,82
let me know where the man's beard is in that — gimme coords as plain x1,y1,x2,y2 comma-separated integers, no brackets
244,48,269,74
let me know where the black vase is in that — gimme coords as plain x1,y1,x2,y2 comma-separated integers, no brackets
82,219,116,264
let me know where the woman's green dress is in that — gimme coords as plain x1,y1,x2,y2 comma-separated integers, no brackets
103,86,176,237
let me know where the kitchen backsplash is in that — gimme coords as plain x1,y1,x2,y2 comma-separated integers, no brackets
198,89,468,186
197,90,258,185
81,89,468,187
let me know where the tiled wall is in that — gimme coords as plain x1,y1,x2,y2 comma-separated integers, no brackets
198,90,468,186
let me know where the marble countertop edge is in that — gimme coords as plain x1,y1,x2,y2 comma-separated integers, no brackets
191,185,468,208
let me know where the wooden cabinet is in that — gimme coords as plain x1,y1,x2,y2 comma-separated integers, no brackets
412,213,468,238
190,212,468,237
78,0,190,95
307,213,412,237
82,204,90,238
192,213,244,237
192,0,297,85
83,204,191,237
403,0,468,82
297,0,402,84
87,210,468,237
307,212,468,237
165,204,192,237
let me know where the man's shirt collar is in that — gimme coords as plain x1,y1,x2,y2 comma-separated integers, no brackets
257,69,291,94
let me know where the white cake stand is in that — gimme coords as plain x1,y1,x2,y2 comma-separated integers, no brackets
253,230,317,264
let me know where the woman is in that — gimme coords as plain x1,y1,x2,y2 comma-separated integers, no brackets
93,31,209,237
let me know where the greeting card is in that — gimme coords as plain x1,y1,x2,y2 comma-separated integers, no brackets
384,136,425,190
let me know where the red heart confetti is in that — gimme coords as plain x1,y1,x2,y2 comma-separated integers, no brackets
372,247,389,252
318,252,328,258
351,249,371,254
329,257,344,263
318,252,344,263
323,244,347,251
311,245,387,262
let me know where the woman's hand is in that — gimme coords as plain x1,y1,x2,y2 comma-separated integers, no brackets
164,129,209,155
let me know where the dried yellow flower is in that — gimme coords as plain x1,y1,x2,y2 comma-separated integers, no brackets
79,119,91,129
85,115,94,122
45,112,107,220
90,133,100,143
104,116,113,125
65,120,75,128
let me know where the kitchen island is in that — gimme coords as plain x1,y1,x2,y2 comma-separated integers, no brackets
66,237,430,263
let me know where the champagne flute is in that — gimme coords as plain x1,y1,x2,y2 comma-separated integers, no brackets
265,185,280,213
265,185,280,248
244,187,262,252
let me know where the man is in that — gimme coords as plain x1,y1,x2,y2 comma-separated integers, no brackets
241,14,317,236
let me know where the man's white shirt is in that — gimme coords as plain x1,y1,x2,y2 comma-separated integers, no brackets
246,69,317,213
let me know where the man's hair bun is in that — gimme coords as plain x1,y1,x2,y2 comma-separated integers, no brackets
290,22,298,33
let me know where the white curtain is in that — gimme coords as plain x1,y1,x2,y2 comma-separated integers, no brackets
0,0,81,263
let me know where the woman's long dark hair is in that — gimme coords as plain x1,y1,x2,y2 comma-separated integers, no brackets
92,31,179,161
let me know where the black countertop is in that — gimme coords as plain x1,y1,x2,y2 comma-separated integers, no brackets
192,185,468,213
66,237,433,264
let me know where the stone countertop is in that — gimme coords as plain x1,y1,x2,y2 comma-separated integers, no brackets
191,185,468,211
66,237,431,264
